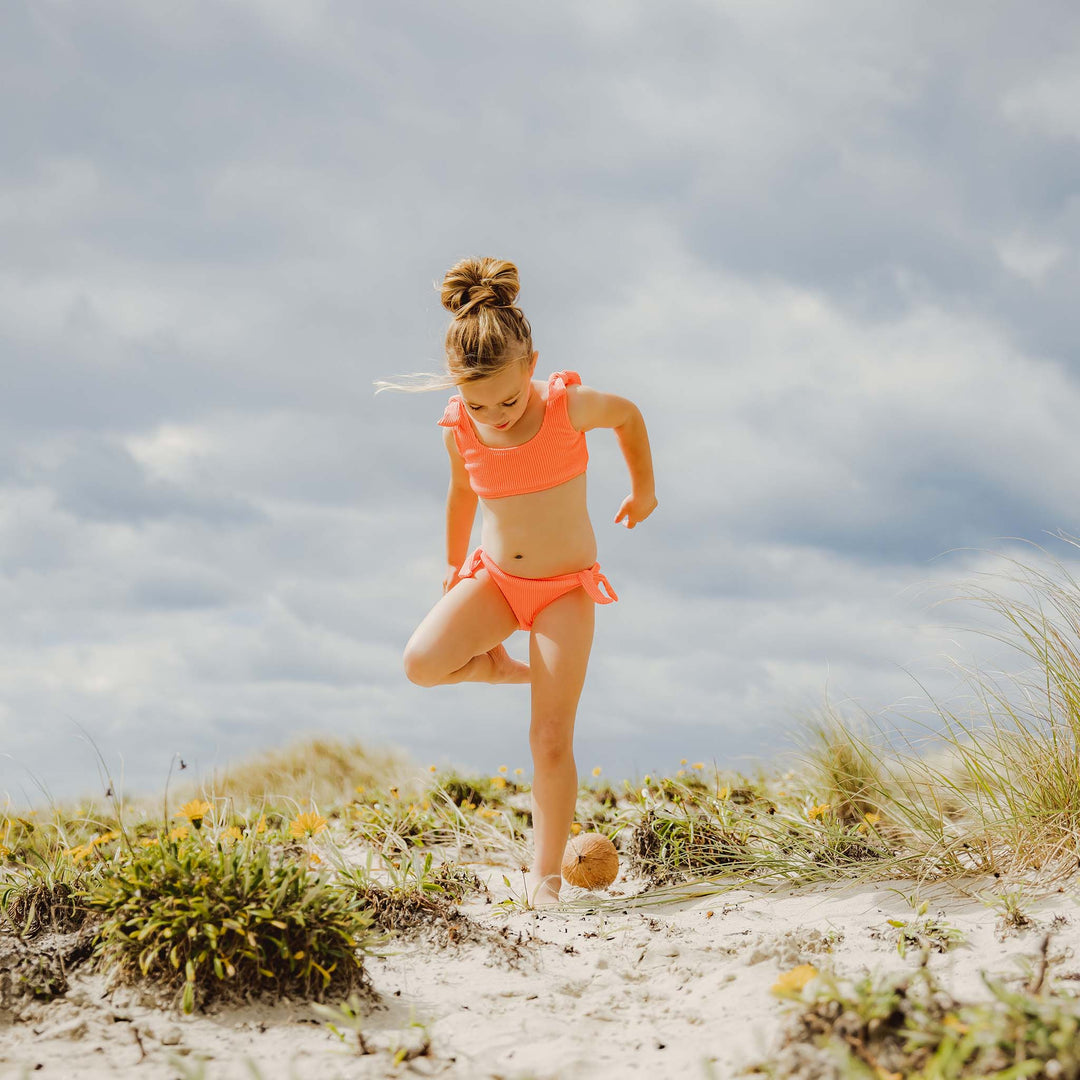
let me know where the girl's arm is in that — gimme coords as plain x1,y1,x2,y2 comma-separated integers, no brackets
567,386,657,528
443,428,478,589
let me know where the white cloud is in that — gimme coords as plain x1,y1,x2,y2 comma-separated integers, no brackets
1002,64,1080,142
3,1,1080,801
995,232,1068,283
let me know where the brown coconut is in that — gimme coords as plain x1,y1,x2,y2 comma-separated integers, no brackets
561,832,620,889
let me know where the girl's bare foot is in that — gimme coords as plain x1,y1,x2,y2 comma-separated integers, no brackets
487,643,530,684
524,871,562,907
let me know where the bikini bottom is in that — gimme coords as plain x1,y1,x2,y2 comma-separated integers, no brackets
457,546,618,631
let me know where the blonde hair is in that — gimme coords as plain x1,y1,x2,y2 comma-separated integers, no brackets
374,256,533,394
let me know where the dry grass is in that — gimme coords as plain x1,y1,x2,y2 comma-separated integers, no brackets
6,535,1080,1002
188,736,415,807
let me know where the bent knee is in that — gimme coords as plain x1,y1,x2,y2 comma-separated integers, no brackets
402,642,440,687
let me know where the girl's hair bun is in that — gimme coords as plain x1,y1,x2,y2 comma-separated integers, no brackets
441,257,520,320
373,255,533,394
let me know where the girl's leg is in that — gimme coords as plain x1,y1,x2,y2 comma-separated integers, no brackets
403,570,527,687
527,586,595,905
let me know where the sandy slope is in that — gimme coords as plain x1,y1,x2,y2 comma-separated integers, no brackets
1,868,1077,1080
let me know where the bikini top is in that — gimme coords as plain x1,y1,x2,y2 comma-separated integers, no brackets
437,370,589,499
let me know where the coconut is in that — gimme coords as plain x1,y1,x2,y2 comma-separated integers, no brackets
561,832,620,889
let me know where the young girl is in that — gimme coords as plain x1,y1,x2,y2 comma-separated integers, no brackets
385,256,656,907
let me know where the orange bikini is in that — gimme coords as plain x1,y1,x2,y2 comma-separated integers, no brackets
438,370,619,630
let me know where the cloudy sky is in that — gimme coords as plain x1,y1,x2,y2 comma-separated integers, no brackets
3,0,1080,805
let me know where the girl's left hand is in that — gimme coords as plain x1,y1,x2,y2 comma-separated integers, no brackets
614,491,658,529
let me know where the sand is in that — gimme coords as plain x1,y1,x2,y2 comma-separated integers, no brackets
2,865,1077,1079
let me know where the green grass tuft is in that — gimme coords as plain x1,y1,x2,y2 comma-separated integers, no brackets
86,833,377,1013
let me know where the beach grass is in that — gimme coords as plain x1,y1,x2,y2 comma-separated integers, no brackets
4,535,1080,1075
755,935,1080,1078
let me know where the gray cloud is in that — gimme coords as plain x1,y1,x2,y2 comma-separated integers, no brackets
31,434,265,525
2,0,1080,802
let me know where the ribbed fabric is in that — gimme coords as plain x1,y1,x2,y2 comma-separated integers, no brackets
457,547,618,630
437,370,588,498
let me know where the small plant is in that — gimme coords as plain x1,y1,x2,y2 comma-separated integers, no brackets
883,898,966,958
795,712,886,826
760,954,1080,1078
1,854,93,938
980,885,1034,937
428,861,484,902
435,772,516,809
313,992,372,1054
338,852,482,943
626,806,745,884
86,832,377,1013
351,796,445,849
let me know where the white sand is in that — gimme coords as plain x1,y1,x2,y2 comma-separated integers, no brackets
2,866,1077,1079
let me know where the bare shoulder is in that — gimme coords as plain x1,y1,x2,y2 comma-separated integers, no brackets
443,423,468,460
443,425,472,491
565,382,637,433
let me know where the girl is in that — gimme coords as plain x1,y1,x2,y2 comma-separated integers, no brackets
384,256,656,907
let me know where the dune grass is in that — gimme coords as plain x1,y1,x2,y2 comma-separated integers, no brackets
755,938,1080,1079
189,736,414,809
4,537,1080,1014
89,828,377,1013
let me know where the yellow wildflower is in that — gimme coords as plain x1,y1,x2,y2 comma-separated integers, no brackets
498,765,508,773
719,786,731,800
513,768,523,776
355,785,365,795
428,765,437,773
491,775,507,789
176,799,212,828
90,830,120,848
691,762,704,771
65,844,91,862
421,800,430,811
254,816,267,834
308,852,322,867
592,766,602,777
680,758,687,765
807,803,830,821
772,964,818,995
289,812,328,839
676,769,685,777
140,837,160,848
570,822,582,835
224,826,243,841
169,826,189,842
389,787,399,799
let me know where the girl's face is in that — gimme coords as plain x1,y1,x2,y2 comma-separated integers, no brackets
459,351,538,431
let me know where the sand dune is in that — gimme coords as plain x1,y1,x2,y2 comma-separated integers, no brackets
3,861,1076,1079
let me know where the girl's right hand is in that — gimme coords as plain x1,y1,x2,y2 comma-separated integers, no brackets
442,565,461,594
